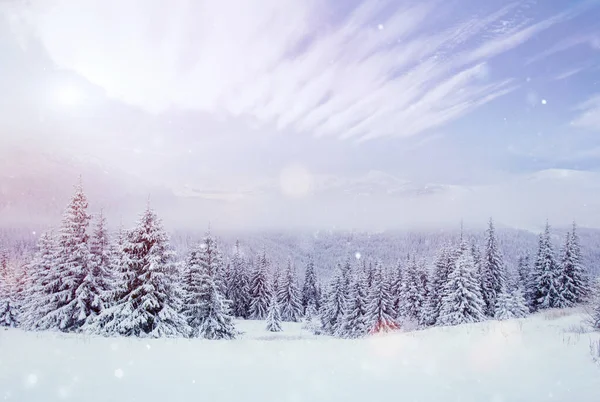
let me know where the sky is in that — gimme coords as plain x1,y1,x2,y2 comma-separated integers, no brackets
1,0,600,232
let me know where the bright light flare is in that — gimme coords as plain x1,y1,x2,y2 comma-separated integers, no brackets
56,85,83,106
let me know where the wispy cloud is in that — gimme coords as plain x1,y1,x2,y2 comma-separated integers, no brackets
8,0,588,141
526,33,600,65
572,94,600,131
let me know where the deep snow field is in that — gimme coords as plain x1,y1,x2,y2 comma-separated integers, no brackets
1,309,599,402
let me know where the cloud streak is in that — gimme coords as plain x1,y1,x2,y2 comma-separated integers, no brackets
9,0,582,142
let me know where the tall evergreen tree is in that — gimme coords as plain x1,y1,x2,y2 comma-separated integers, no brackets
399,257,424,321
517,254,531,287
558,222,590,305
556,231,577,308
277,259,303,322
428,245,452,325
509,287,529,318
88,205,188,337
302,258,319,312
181,232,235,339
531,222,562,310
228,241,251,318
35,180,94,332
22,231,57,329
83,210,115,322
249,251,271,319
0,251,18,328
390,260,404,319
364,262,397,334
338,269,368,338
320,265,347,335
265,294,283,332
438,248,485,326
481,218,507,316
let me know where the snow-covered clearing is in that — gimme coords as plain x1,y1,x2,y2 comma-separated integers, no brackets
1,310,599,402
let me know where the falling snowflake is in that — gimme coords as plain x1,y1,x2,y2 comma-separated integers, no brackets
541,99,547,105
355,252,361,260
377,24,384,30
114,369,124,379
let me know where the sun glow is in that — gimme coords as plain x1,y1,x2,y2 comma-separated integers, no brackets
56,85,83,106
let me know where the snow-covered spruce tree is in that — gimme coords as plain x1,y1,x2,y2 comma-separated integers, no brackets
338,269,368,338
35,180,95,332
196,271,236,340
249,251,272,319
364,262,397,334
302,258,319,312
0,248,7,278
277,259,303,322
427,245,453,326
228,241,251,318
399,257,424,322
509,287,529,318
390,260,404,319
568,222,590,303
83,210,115,322
556,231,577,308
531,222,562,311
88,205,188,337
494,290,514,320
592,284,600,329
21,231,56,329
181,232,235,339
302,301,319,333
517,254,531,287
320,266,347,335
272,264,282,304
266,293,283,332
482,218,507,317
557,222,590,306
0,252,19,328
438,247,486,326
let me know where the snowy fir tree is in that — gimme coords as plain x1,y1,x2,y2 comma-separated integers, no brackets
531,222,562,310
34,180,95,332
228,241,251,318
338,270,368,338
399,257,424,322
427,245,453,326
390,260,404,319
277,259,303,322
302,301,319,333
302,258,319,312
557,223,590,306
482,218,507,316
265,293,283,332
320,265,347,335
517,254,531,287
509,287,529,318
556,231,577,308
438,248,486,326
0,251,18,327
181,232,235,339
21,231,55,329
493,290,514,320
364,262,397,334
249,251,272,319
568,223,590,303
83,210,115,321
88,205,188,337
196,272,236,340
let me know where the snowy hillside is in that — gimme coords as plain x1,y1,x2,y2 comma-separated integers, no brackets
1,309,599,402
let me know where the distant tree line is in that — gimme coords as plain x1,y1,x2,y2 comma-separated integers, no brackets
0,180,597,337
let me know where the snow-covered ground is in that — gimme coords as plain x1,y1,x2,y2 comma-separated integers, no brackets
1,309,599,402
